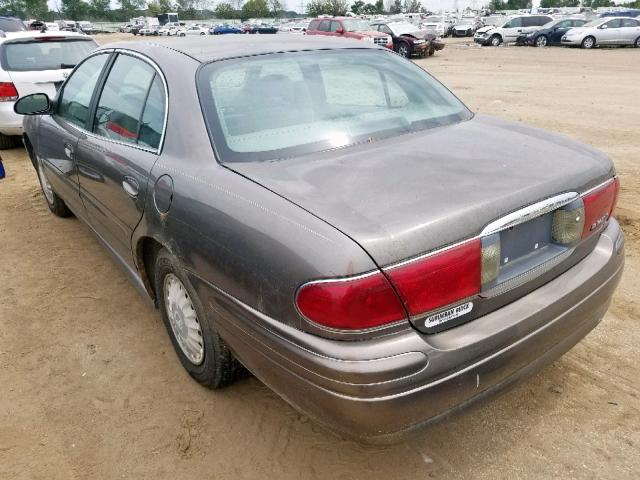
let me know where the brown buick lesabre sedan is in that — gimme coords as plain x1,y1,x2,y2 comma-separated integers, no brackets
14,36,624,442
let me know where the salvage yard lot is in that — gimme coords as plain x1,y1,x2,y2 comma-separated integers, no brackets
1,35,639,479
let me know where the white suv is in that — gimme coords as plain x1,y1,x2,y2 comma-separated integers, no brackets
0,31,97,148
474,15,553,46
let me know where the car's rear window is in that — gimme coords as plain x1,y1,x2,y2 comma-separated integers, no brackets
1,38,97,72
198,49,471,163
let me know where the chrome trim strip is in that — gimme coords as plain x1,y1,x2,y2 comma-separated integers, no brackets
480,192,579,236
58,48,169,156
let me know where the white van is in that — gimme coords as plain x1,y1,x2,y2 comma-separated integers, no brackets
474,14,553,46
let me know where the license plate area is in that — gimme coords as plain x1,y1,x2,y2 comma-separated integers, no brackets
481,211,571,297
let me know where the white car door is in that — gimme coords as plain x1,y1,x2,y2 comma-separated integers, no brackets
620,18,640,44
501,17,523,42
597,19,621,44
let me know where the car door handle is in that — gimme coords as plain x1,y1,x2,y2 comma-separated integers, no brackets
122,176,139,197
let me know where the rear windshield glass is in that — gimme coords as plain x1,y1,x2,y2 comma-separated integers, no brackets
198,49,471,163
1,38,97,71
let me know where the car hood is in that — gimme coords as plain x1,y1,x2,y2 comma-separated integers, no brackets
475,25,496,33
228,114,614,266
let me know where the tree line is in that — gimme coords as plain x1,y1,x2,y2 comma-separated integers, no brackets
0,0,299,21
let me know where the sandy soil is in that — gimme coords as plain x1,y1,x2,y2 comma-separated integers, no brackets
1,35,639,479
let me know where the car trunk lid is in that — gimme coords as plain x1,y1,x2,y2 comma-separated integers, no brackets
229,115,613,266
229,114,615,332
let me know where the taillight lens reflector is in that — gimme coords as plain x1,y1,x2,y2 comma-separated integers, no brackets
0,82,18,102
582,178,619,239
296,272,406,330
385,239,481,316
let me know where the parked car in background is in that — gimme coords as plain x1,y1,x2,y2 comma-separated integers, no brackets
0,16,27,32
519,18,588,47
140,25,159,36
0,31,97,148
57,20,77,32
14,35,624,442
600,9,640,18
475,14,553,46
244,23,278,34
45,22,60,31
562,16,640,48
421,16,449,37
130,24,144,35
119,24,133,33
307,18,392,49
287,24,306,34
452,16,482,37
179,25,208,36
211,24,243,35
370,21,434,57
76,21,94,34
158,25,179,36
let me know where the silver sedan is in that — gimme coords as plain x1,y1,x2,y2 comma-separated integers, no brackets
562,16,640,48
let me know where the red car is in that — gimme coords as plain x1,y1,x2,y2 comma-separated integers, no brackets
306,17,392,49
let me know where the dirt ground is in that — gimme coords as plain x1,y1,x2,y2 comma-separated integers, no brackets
1,35,639,479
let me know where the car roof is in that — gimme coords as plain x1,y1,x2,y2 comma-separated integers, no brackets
0,31,90,44
101,35,381,63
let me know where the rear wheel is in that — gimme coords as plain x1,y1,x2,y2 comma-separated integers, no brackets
490,34,502,47
535,35,548,47
581,36,595,49
396,42,410,58
36,157,72,217
635,36,640,48
154,248,244,389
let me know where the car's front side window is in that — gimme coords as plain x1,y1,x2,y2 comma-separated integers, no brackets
57,53,110,129
92,54,158,146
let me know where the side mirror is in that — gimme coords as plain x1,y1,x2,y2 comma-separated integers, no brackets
600,24,608,29
14,93,52,115
335,28,344,34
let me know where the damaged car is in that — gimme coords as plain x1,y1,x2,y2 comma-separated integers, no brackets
371,20,445,57
14,36,624,442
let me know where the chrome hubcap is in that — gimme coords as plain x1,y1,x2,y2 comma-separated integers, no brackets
537,36,546,47
164,273,204,365
37,159,54,205
399,46,408,56
492,37,500,46
584,38,593,48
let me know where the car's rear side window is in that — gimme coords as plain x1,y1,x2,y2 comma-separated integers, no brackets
1,38,97,72
318,20,330,32
198,49,471,163
58,53,109,129
308,19,320,31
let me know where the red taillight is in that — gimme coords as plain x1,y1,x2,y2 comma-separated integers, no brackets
385,239,481,316
582,177,619,239
0,82,18,102
296,272,407,330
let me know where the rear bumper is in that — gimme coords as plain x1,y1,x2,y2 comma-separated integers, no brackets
0,101,23,136
190,220,624,442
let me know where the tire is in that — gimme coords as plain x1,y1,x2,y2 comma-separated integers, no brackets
490,34,502,47
635,36,640,48
154,248,244,389
35,156,72,217
535,35,548,47
396,42,410,58
581,36,595,49
200,32,205,35
0,133,19,150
